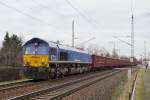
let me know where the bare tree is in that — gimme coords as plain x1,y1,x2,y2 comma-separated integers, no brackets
86,44,110,56
75,44,85,51
105,52,111,57
112,48,119,58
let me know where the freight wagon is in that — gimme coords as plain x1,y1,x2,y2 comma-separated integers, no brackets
91,55,132,70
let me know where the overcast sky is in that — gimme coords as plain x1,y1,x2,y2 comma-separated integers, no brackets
0,0,150,59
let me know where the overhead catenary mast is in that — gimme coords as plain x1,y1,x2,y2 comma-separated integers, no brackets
131,15,134,61
131,0,134,62
129,0,135,99
144,41,146,60
72,20,75,47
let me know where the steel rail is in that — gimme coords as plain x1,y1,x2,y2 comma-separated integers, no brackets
0,79,33,90
0,81,35,92
0,71,107,93
9,69,122,100
34,70,122,100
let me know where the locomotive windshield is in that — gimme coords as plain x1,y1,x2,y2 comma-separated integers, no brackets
25,43,48,55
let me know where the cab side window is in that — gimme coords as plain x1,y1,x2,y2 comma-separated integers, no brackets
50,48,57,61
51,48,57,55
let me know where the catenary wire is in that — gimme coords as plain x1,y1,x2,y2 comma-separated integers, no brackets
64,0,100,31
31,0,67,18
0,0,65,33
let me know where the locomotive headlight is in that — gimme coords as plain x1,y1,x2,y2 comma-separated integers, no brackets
24,61,30,66
41,56,48,66
42,59,45,62
41,62,44,65
41,62,47,66
41,58,47,65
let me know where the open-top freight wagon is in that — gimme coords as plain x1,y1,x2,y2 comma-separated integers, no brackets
91,55,133,70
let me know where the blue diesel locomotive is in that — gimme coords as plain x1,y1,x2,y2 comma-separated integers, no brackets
23,38,91,79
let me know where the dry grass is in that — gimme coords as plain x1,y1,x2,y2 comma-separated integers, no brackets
134,69,145,100
113,69,139,100
111,76,127,100
147,69,150,79
118,81,130,100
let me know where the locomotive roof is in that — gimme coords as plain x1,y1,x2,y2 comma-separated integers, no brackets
46,40,89,54
24,37,89,54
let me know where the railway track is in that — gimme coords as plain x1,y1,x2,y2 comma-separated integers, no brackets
8,69,123,100
0,71,105,94
0,80,41,93
0,79,33,91
0,70,114,99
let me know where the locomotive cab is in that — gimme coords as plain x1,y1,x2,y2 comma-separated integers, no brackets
23,38,50,79
23,42,49,67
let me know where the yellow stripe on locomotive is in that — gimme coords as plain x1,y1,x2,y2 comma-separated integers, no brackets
23,55,49,67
